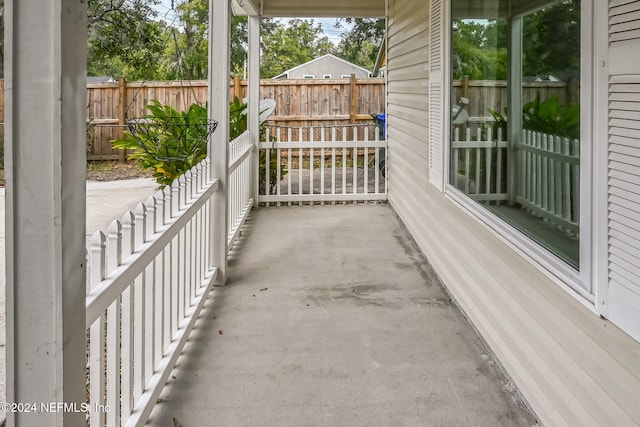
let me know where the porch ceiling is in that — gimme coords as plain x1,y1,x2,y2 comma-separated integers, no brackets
234,0,385,17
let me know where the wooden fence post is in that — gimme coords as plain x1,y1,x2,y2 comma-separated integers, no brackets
118,77,127,161
234,75,241,101
350,74,357,124
462,75,469,99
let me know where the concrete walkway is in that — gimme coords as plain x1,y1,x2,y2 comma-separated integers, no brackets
148,205,538,427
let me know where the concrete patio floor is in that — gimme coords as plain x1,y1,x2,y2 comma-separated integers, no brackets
148,204,538,427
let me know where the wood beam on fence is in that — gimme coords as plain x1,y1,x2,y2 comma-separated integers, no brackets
118,77,127,161
234,75,241,100
350,74,357,124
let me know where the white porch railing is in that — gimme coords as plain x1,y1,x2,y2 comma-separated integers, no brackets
517,130,580,234
259,124,387,205
228,130,254,248
451,126,509,201
85,130,256,427
452,127,580,234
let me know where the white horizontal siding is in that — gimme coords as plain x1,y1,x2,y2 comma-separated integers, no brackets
387,0,429,196
607,0,640,342
386,0,640,425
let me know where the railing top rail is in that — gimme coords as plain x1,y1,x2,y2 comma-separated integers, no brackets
265,123,376,130
258,140,386,148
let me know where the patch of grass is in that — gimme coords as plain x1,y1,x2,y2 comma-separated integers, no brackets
87,161,117,173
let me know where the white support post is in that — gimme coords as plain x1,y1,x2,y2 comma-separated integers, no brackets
507,15,523,206
249,14,261,204
5,0,87,425
208,0,230,284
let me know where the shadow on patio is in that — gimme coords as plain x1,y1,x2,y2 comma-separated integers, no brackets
148,204,537,426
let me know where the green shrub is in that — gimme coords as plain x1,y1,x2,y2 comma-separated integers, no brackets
112,100,214,186
113,97,284,192
489,93,580,140
228,96,285,195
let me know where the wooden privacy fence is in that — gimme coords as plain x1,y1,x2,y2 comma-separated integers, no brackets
0,79,573,159
84,77,384,160
452,78,577,119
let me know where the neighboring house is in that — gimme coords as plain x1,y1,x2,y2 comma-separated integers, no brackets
272,53,372,79
86,76,116,83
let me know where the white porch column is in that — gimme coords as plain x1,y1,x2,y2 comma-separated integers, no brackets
5,0,87,425
208,0,231,284
248,15,261,202
507,15,523,205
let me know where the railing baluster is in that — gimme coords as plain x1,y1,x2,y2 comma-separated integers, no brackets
106,220,122,427
342,127,347,199
133,203,147,403
542,133,549,211
496,127,503,195
287,128,293,205
331,127,337,200
310,127,315,198
277,142,282,206
185,170,193,203
464,128,471,194
548,136,556,215
89,231,106,427
265,145,271,198
320,126,325,204
526,131,532,203
573,139,580,224
474,131,481,195
485,128,492,196
120,211,135,423
563,137,572,221
298,127,303,206
364,127,369,195
164,186,175,350
453,127,460,188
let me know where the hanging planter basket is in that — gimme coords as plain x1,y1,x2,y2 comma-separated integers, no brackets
113,101,217,186
125,115,218,164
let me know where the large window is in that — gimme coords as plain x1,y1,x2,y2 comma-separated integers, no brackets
449,0,581,269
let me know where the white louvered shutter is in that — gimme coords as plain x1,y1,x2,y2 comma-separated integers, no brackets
429,0,445,191
606,0,640,341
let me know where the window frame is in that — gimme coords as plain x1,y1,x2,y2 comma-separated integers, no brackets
441,0,596,303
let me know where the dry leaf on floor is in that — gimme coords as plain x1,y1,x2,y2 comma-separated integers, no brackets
173,417,182,427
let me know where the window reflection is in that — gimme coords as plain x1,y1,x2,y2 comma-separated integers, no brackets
450,0,581,269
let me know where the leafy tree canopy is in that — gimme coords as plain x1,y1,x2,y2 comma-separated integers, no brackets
452,0,580,82
334,18,385,71
259,19,335,78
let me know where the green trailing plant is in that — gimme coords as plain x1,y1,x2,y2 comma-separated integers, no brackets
112,100,215,186
489,93,580,140
228,96,286,195
523,94,579,140
113,97,283,192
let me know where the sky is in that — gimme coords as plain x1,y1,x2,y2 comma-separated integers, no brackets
154,0,348,45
